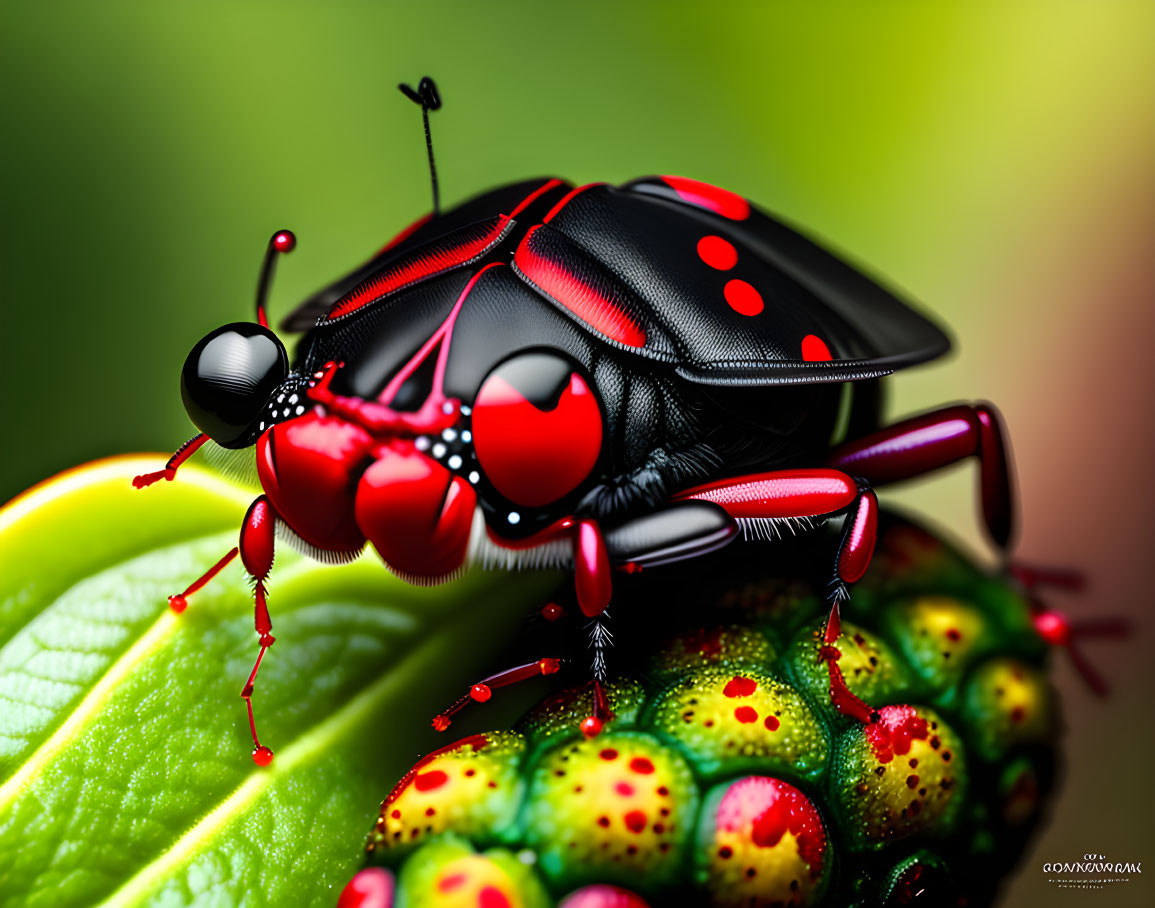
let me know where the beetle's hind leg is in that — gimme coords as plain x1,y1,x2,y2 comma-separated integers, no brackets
237,496,279,765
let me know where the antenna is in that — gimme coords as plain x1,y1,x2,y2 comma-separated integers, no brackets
255,229,296,327
398,76,443,216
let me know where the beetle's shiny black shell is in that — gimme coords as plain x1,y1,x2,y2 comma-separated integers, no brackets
283,177,950,529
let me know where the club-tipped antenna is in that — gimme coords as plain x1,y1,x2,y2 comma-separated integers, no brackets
255,230,296,327
398,76,443,216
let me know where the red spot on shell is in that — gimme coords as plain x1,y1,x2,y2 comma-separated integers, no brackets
866,706,930,764
734,706,758,724
723,279,764,316
723,676,758,698
478,886,512,908
439,873,467,893
697,235,738,270
630,757,655,774
616,781,636,797
390,809,401,819
414,769,449,792
624,810,648,833
907,774,920,789
661,176,751,220
801,334,832,361
764,715,780,731
600,749,619,761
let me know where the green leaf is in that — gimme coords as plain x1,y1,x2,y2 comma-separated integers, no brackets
0,457,557,907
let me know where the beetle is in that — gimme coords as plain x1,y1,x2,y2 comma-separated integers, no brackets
137,79,1093,765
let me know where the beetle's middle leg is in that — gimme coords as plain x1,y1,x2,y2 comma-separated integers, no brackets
674,469,880,724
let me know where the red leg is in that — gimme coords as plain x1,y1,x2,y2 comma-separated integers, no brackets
828,403,1014,548
133,433,209,488
432,657,561,732
167,546,238,613
676,469,880,723
238,496,278,765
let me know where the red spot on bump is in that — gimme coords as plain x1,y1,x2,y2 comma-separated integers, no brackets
600,748,619,761
945,628,962,642
734,706,758,724
661,176,751,220
629,757,655,774
764,715,780,731
723,675,758,698
716,778,826,880
479,886,512,908
616,782,636,797
1011,706,1026,724
801,334,832,361
866,706,930,764
907,774,920,789
624,810,647,833
438,873,467,893
697,235,738,270
390,809,401,819
414,769,448,792
723,279,764,316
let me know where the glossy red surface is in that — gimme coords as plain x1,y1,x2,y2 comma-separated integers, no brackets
676,468,858,518
574,518,612,617
256,413,371,552
354,443,477,581
472,371,603,508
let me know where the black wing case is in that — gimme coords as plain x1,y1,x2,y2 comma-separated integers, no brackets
513,178,951,386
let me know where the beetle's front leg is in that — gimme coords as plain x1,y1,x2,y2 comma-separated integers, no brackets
828,403,1014,548
238,495,278,765
675,469,880,723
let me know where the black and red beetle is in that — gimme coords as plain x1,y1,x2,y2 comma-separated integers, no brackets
137,79,1095,765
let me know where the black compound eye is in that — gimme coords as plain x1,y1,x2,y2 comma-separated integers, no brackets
181,323,288,447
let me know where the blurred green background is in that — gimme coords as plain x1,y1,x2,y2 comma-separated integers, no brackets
2,1,1152,904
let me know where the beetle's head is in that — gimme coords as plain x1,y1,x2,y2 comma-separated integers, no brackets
180,229,296,448
181,322,289,448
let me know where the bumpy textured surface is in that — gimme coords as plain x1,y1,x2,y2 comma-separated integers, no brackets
357,515,1058,906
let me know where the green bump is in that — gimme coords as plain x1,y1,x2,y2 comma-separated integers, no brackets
961,658,1055,760
395,835,551,908
367,732,527,863
832,705,967,851
522,730,698,892
882,596,995,697
787,619,915,721
648,625,775,686
644,668,828,782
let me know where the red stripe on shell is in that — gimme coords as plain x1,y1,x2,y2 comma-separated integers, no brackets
515,226,646,348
